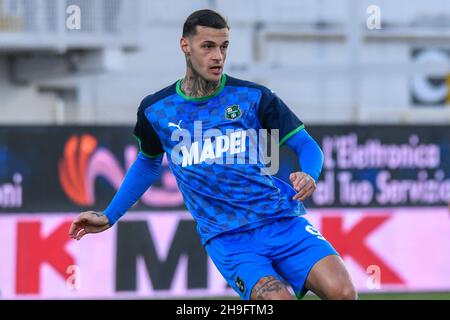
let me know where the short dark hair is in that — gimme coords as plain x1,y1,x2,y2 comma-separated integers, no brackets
182,9,229,37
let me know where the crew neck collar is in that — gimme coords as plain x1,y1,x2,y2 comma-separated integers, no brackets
176,73,227,102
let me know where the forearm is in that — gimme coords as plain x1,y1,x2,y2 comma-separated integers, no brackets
285,129,323,181
104,152,163,225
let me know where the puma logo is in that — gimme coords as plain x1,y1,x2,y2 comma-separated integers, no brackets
168,120,183,131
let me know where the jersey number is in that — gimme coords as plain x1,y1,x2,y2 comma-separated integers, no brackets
305,225,326,241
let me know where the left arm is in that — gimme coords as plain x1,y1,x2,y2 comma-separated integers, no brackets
256,87,322,202
284,129,323,201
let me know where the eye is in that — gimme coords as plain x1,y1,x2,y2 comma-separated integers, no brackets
202,44,213,49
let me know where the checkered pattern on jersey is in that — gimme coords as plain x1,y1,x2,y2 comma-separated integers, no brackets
144,86,303,245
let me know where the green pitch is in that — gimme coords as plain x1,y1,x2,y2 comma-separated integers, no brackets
191,291,450,300
303,291,450,300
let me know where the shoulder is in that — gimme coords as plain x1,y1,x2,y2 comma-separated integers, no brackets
138,81,178,113
225,75,275,99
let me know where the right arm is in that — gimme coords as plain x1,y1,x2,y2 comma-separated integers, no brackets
69,100,164,240
69,153,162,240
104,152,163,225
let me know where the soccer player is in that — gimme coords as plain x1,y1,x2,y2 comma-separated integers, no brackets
69,9,357,300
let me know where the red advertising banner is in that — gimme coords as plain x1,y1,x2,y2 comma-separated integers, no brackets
1,209,449,299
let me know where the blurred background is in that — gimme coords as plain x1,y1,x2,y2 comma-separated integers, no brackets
0,0,449,299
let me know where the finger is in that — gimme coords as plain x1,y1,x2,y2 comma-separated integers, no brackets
289,173,298,183
297,186,314,201
293,184,314,201
291,175,304,190
294,177,308,191
76,228,87,240
69,222,78,237
294,179,305,191
291,172,305,183
70,224,83,239
295,174,316,191
293,189,311,202
297,183,315,201
75,228,83,239
69,213,88,238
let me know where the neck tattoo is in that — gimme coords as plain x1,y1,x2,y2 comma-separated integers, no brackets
181,59,220,98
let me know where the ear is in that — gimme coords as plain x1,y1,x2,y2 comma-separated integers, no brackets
180,37,190,56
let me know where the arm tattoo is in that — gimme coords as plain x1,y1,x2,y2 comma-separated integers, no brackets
90,212,104,218
181,58,220,98
253,277,284,300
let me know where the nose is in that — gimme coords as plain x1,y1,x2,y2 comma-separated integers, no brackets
212,47,223,62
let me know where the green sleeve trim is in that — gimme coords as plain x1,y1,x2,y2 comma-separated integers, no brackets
279,124,305,146
133,134,164,158
176,73,227,102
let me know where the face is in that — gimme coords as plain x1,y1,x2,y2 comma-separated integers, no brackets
180,26,229,82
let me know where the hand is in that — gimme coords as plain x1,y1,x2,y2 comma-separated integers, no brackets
289,172,316,202
69,211,111,240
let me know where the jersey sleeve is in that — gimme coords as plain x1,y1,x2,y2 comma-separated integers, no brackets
257,88,304,146
133,103,164,157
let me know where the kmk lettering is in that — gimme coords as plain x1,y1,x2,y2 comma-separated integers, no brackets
116,220,207,291
8,210,423,298
322,214,405,285
16,221,75,294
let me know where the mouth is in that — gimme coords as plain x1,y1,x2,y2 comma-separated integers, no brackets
209,66,223,75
